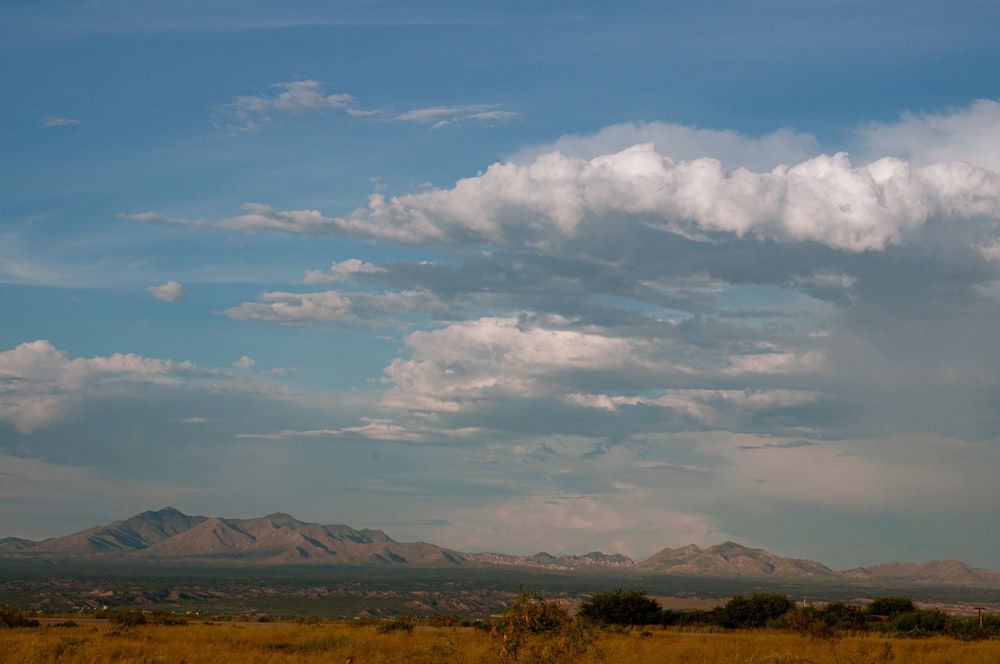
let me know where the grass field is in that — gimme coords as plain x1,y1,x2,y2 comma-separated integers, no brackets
4,620,1000,663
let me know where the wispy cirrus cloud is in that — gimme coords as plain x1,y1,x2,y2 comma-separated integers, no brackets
396,105,520,129
217,79,518,132
40,117,80,128
118,211,211,228
237,418,481,443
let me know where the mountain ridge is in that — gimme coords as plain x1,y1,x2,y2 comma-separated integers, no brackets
4,507,1000,587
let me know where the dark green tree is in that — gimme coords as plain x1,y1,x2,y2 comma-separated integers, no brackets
890,608,950,635
866,596,916,620
719,593,794,629
818,600,867,630
577,589,668,626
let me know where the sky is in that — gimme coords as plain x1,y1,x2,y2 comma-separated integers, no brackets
2,0,1000,570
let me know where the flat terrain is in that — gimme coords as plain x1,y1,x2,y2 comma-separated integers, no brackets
5,620,1000,663
6,560,999,621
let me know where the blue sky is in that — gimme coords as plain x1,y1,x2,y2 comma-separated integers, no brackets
3,0,1000,569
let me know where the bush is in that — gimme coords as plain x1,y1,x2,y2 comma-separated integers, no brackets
785,607,837,640
577,589,669,627
718,593,794,629
489,586,593,663
818,600,867,631
866,597,915,620
890,609,950,636
103,609,148,627
428,613,464,627
97,609,187,627
376,615,415,634
0,606,39,628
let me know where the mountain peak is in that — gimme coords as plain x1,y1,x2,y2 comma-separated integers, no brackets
155,506,184,515
263,513,303,529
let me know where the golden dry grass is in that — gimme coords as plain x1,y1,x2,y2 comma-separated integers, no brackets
4,622,1000,663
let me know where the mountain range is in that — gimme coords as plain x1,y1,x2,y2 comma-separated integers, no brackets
4,507,999,588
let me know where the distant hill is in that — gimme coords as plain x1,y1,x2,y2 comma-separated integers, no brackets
462,550,635,570
142,512,465,565
4,508,1000,589
0,508,465,566
636,541,1000,588
843,559,1000,587
0,507,625,568
25,507,207,554
637,541,836,579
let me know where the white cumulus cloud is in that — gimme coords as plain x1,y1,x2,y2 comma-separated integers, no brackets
858,99,1000,171
0,340,213,433
208,146,1000,253
146,281,187,302
512,120,821,171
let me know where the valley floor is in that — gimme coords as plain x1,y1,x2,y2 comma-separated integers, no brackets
4,621,1000,663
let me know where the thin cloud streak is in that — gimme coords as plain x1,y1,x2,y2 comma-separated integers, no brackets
40,117,80,128
216,79,518,132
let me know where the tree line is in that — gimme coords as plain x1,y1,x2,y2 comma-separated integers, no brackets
575,589,1000,639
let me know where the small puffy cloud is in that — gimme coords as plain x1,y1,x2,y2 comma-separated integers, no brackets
302,258,387,284
224,290,351,322
146,281,187,302
41,117,80,128
221,80,360,131
234,356,255,369
223,289,443,324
